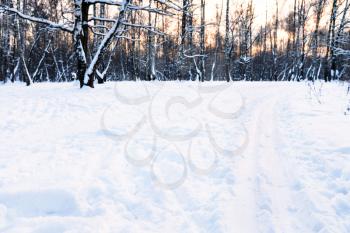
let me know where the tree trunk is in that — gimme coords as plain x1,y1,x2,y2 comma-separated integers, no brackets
73,0,88,88
311,0,325,81
199,0,206,82
325,0,338,82
224,0,230,82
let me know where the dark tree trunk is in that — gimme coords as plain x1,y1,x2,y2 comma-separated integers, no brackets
199,0,205,82
224,0,230,82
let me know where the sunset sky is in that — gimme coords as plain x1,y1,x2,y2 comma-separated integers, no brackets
205,0,294,26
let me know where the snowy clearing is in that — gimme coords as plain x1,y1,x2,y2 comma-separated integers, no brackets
0,81,349,233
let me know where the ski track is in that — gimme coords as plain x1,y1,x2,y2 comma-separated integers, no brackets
0,82,349,232
253,93,295,233
224,87,294,233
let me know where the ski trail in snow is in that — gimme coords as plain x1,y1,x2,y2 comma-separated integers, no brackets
225,88,296,233
253,95,294,233
1,83,349,232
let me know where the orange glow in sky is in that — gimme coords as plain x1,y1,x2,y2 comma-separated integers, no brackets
204,0,293,26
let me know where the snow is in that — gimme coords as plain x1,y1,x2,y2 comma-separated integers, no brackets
0,81,349,232
0,6,73,33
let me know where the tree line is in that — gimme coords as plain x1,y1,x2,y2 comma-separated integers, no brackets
0,0,349,88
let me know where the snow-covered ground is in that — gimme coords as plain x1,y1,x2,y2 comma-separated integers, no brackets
0,81,349,233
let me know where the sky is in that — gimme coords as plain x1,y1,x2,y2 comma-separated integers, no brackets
205,0,294,26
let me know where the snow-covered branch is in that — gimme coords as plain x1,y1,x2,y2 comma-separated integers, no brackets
85,0,122,6
122,22,166,35
84,0,130,84
0,5,73,33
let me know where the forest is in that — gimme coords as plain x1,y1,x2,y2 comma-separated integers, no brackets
1,1,350,232
0,0,349,88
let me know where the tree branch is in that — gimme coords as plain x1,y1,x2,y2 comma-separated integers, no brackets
0,5,73,33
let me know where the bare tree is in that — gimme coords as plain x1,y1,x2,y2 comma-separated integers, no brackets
0,0,180,87
272,0,279,81
199,0,206,81
310,0,326,81
224,0,230,82
0,0,349,84
325,0,339,81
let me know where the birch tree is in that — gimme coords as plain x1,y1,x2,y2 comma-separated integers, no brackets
325,0,339,81
309,0,326,81
0,0,180,88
